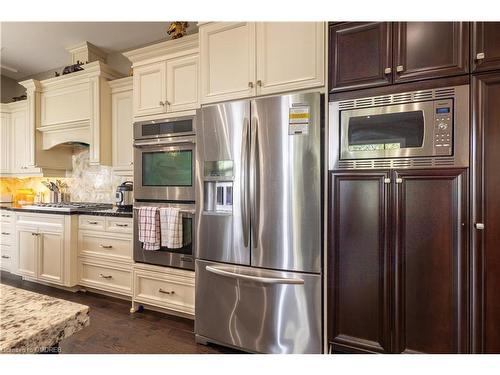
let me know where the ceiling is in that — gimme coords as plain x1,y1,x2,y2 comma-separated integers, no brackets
0,22,198,80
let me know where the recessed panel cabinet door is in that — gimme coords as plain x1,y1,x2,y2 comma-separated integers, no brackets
393,22,469,83
328,171,391,353
255,22,324,95
393,169,468,354
11,109,29,173
133,62,166,117
472,22,500,73
329,22,392,92
17,228,37,278
200,22,256,104
38,231,63,284
472,73,500,353
166,54,199,112
0,113,10,174
112,89,133,172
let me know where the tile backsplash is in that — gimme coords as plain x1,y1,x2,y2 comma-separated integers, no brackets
0,148,132,204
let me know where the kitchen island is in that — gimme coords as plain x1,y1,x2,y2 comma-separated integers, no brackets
0,283,89,353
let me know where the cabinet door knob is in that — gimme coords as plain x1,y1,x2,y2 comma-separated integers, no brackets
384,67,392,74
129,162,134,166
165,100,171,106
159,101,165,106
256,80,262,87
475,223,485,230
396,65,404,73
248,82,254,88
476,52,485,60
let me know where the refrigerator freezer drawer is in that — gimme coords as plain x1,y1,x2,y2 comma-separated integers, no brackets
195,259,322,353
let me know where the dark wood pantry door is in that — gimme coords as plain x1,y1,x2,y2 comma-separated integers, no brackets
329,22,392,92
393,22,469,83
327,171,392,353
392,169,469,354
471,22,500,73
471,73,500,353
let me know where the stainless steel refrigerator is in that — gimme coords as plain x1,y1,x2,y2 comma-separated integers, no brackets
194,92,323,354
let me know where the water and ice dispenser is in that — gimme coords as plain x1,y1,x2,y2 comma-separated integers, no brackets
203,161,233,213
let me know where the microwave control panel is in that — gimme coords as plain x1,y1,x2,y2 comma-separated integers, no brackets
433,99,453,156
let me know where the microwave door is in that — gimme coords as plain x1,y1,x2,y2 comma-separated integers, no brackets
340,101,435,160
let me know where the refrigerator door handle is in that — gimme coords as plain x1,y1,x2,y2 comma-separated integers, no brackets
250,117,260,248
205,265,305,285
241,117,250,247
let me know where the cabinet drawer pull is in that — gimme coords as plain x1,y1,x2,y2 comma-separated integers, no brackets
99,244,113,249
476,52,485,60
256,80,262,87
396,65,404,72
158,288,175,295
396,178,403,184
475,223,485,230
1,214,10,218
87,221,99,225
99,273,113,279
1,255,10,259
115,223,129,227
1,232,10,235
384,178,391,184
248,82,254,88
159,101,165,106
31,232,39,236
384,67,392,74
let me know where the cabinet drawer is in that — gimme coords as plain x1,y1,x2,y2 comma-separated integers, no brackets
0,245,12,271
79,259,132,296
0,224,13,245
106,217,133,234
78,231,132,262
134,270,195,315
79,215,106,231
17,213,64,230
0,211,14,223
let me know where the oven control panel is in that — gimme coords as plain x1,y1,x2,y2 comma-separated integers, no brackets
433,99,453,156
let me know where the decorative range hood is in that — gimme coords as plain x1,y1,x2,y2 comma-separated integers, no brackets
20,60,123,166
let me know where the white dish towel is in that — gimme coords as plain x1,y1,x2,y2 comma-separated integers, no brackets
138,207,161,250
159,207,183,249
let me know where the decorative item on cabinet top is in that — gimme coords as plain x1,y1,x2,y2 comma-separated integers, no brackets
167,22,189,40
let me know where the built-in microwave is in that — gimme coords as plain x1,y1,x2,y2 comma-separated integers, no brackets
329,85,469,169
133,116,196,201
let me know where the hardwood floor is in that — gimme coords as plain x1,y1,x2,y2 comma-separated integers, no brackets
0,271,240,354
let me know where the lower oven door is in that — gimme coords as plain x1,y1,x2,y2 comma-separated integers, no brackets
134,136,195,201
195,259,322,353
134,203,195,270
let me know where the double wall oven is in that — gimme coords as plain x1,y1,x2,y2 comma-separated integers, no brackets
133,116,197,270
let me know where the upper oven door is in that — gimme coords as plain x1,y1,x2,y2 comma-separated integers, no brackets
134,136,195,201
340,101,437,160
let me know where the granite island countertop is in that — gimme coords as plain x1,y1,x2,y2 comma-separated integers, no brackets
0,283,89,353
0,203,133,218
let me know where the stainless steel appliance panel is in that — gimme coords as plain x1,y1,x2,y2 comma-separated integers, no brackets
134,201,195,270
250,93,321,273
134,135,196,201
195,101,250,265
329,84,470,170
195,259,322,354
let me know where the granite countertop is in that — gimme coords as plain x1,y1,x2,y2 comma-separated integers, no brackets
0,203,133,218
0,283,89,353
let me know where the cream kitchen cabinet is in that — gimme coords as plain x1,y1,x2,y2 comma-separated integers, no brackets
1,210,15,273
15,212,78,287
255,22,325,96
10,103,32,174
199,22,325,104
133,62,167,117
0,112,10,174
200,22,256,103
125,34,199,119
110,77,134,176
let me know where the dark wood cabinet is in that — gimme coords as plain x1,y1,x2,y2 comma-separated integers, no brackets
328,171,391,353
472,22,500,73
329,22,470,92
329,22,392,92
327,169,469,354
393,22,469,83
393,169,469,354
471,73,500,353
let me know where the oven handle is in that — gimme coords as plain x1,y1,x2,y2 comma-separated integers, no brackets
133,136,195,147
206,265,304,285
